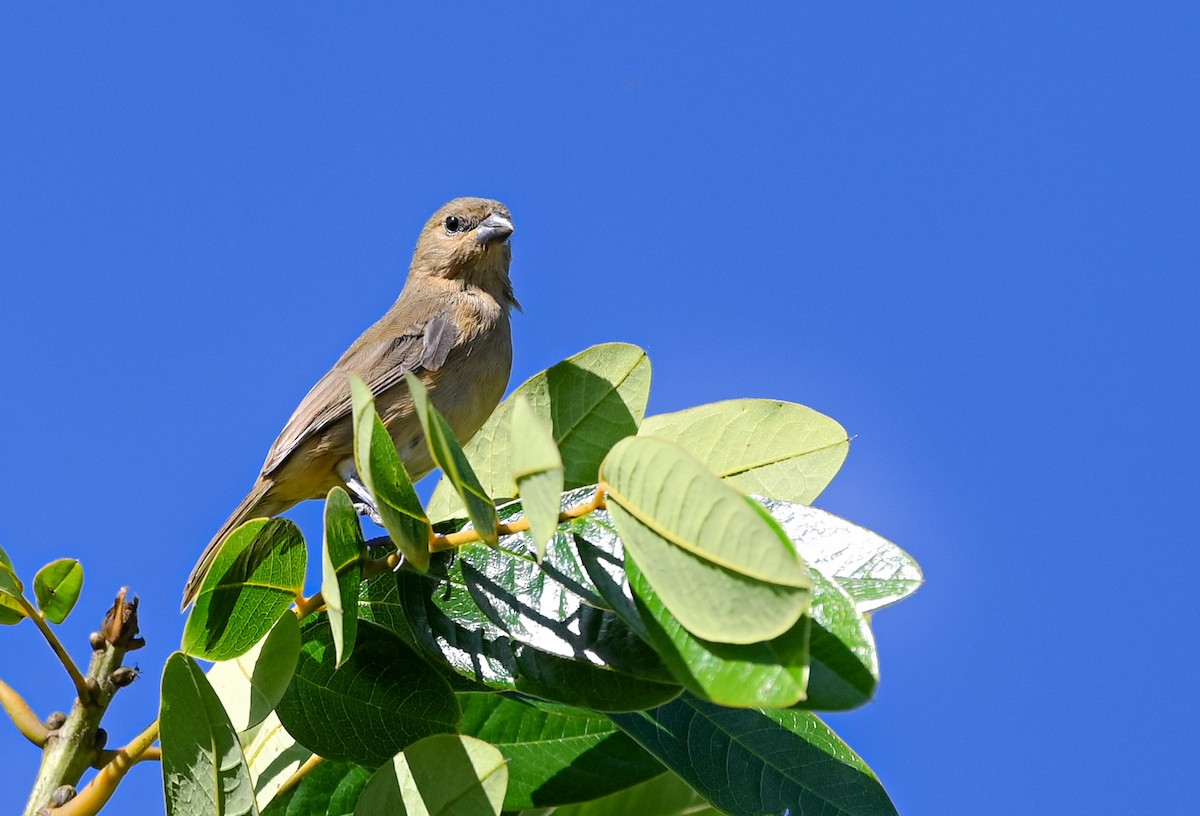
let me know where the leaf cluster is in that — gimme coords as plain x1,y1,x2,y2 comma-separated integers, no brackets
166,342,923,816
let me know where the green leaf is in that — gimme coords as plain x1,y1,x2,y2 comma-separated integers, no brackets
354,734,507,816
640,399,850,504
799,569,879,711
349,373,431,572
32,558,83,624
600,436,811,644
275,617,459,768
573,507,878,711
510,395,564,561
322,486,365,667
0,545,26,625
406,372,499,546
260,760,370,816
625,552,810,709
160,652,259,816
457,692,663,809
426,342,652,520
183,518,306,661
611,693,898,816
519,773,721,816
241,712,315,813
208,612,301,732
764,498,924,612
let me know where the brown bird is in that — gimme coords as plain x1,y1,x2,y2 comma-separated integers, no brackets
182,197,517,609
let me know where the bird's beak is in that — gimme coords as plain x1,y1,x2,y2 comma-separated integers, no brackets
475,212,514,245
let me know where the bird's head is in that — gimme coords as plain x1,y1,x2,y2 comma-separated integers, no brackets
410,198,516,303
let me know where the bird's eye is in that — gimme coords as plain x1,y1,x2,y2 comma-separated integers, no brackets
444,215,462,233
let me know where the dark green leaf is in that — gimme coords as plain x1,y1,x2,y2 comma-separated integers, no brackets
33,558,83,624
600,436,810,644
355,734,507,816
427,342,652,520
322,486,365,667
458,692,663,809
349,374,431,572
208,612,301,732
799,570,878,711
391,513,679,712
407,372,499,546
626,554,810,709
640,398,850,504
612,694,898,816
261,760,370,816
183,518,306,661
160,652,258,816
275,617,459,768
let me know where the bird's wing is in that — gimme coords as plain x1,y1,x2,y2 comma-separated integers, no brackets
260,311,459,476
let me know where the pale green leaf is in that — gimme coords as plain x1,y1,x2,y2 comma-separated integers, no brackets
426,342,651,521
349,374,431,572
599,436,810,644
640,398,849,504
208,613,301,732
510,395,564,560
354,734,507,816
322,486,365,666
406,372,498,546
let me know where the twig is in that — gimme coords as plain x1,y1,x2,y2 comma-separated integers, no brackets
0,678,49,747
293,486,609,614
15,594,90,702
275,754,325,800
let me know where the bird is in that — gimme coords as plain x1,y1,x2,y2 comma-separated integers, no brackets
181,197,517,609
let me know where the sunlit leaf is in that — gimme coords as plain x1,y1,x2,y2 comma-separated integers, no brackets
354,734,507,816
640,398,849,504
765,498,923,612
208,612,301,732
427,343,651,520
349,374,431,572
32,558,83,624
241,712,314,813
0,545,26,625
510,395,564,560
600,436,810,644
322,486,365,666
183,518,306,661
406,372,498,547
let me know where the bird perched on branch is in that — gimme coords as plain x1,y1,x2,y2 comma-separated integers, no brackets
181,197,517,609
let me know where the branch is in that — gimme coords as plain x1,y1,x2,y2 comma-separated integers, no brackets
54,721,160,816
23,590,145,816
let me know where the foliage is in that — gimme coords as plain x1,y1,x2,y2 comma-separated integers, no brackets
1,342,922,816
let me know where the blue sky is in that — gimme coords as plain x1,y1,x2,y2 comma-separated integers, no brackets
1,4,1197,813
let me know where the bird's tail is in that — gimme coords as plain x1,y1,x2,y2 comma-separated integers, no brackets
181,479,290,610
